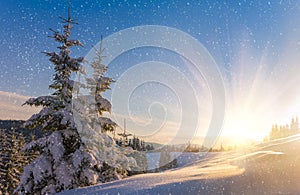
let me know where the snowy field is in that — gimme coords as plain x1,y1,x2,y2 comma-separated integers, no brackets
146,152,215,170
61,134,300,194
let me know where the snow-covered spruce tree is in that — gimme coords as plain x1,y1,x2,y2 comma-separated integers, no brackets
85,43,149,175
80,38,116,134
15,6,103,194
26,133,39,162
89,40,117,133
73,39,138,181
159,147,171,171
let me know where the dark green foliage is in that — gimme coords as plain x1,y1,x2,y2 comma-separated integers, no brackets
99,162,127,182
145,144,155,151
116,136,148,151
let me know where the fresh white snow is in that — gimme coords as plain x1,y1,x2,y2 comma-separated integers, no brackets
60,134,300,194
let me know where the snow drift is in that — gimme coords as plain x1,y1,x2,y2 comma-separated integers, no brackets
61,134,300,194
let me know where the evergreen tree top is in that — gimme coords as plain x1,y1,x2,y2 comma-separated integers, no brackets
23,1,84,132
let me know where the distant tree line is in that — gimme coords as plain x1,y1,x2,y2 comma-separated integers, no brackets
115,136,155,151
156,143,233,153
269,117,300,140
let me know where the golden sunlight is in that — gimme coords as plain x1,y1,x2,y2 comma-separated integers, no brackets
222,111,269,142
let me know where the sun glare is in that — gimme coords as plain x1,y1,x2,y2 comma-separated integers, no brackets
217,27,300,144
222,112,268,142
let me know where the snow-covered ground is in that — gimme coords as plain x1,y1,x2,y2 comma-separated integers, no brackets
61,134,300,194
146,152,216,170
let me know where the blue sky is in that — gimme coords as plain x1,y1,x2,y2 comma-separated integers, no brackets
1,0,300,144
1,0,298,96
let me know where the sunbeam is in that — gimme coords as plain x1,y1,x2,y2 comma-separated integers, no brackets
221,28,300,142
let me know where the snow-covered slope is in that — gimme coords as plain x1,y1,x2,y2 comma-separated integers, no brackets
60,134,300,194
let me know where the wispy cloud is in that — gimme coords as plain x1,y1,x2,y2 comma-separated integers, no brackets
0,91,41,120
